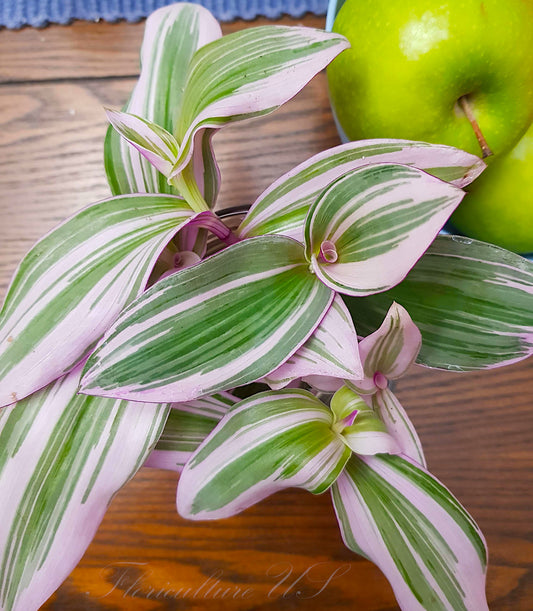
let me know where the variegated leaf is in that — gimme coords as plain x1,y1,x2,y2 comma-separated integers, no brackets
0,194,194,408
0,364,169,611
170,26,349,177
373,388,426,468
304,164,465,296
348,302,422,394
105,3,222,199
145,392,237,471
238,139,485,243
192,128,220,208
106,109,179,177
361,302,422,380
262,294,362,390
331,454,488,611
348,235,533,370
177,389,351,520
330,385,400,456
81,236,334,403
330,385,369,423
341,412,400,456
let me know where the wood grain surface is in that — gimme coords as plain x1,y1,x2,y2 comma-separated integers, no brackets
0,14,532,611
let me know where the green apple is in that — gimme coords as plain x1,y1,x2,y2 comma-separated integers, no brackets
327,0,533,159
449,122,533,253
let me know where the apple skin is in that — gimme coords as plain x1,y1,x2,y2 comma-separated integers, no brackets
449,122,533,253
327,0,533,158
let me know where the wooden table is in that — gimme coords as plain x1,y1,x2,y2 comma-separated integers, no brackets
1,13,532,610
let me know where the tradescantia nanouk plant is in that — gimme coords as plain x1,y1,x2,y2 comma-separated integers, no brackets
0,4,532,610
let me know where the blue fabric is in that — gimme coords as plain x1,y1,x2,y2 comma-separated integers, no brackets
1,0,328,28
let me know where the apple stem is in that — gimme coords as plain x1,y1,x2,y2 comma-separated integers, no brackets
458,96,493,159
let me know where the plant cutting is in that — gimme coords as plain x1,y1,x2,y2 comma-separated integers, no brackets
0,4,532,611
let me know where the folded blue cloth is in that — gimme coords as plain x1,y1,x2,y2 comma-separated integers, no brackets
1,0,328,28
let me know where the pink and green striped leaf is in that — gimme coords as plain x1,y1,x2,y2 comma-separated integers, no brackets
145,392,237,471
341,411,400,456
170,26,349,177
106,109,179,177
348,302,422,394
262,294,362,390
331,454,488,611
361,302,422,380
304,164,465,296
177,389,351,520
347,235,533,370
343,303,425,465
0,364,169,611
105,3,222,199
330,386,400,456
0,194,195,408
238,139,485,243
191,128,220,208
372,388,426,468
80,236,334,403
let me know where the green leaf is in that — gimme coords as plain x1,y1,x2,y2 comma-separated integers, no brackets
171,25,349,177
347,235,533,370
81,236,334,403
106,109,179,177
347,301,421,394
177,389,351,519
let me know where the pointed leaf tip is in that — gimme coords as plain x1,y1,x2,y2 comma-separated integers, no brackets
106,109,179,177
171,26,349,177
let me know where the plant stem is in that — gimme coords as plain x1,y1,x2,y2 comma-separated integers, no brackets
458,96,493,159
170,162,210,213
